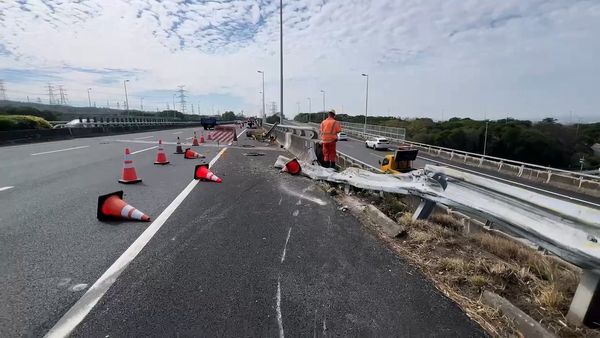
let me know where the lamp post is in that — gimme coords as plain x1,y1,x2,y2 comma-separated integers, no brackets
361,73,369,136
172,93,176,119
87,88,92,108
483,120,489,156
123,80,130,114
257,70,265,120
307,97,311,123
279,0,284,123
320,89,325,121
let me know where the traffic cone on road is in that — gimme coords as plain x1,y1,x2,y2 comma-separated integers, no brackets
184,148,205,159
174,137,184,154
194,164,222,183
207,132,213,141
282,158,301,175
154,140,170,165
192,131,200,146
119,148,142,184
97,191,150,222
199,133,205,143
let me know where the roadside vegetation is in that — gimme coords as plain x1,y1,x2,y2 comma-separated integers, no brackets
0,115,52,131
296,113,600,170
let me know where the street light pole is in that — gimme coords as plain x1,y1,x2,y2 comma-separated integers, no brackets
257,70,265,120
123,80,130,115
172,93,176,119
483,120,489,156
279,0,284,124
140,97,144,111
362,73,369,136
320,89,325,121
87,88,92,108
307,97,311,123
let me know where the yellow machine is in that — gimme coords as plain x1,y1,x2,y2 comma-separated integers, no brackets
379,147,419,174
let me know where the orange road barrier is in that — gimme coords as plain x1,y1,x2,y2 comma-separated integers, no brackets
194,164,222,183
119,148,142,184
97,191,150,222
154,140,170,165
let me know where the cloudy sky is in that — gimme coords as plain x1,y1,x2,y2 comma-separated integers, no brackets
0,0,599,122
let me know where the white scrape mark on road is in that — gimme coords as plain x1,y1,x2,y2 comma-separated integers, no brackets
70,284,88,292
172,131,183,135
0,186,14,192
296,200,302,205
292,210,299,217
276,278,285,338
44,148,229,338
134,135,154,140
281,227,292,263
278,196,283,205
279,184,327,206
31,145,89,156
57,278,71,288
323,319,327,336
130,146,157,155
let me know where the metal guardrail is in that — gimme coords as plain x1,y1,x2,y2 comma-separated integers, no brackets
339,121,406,142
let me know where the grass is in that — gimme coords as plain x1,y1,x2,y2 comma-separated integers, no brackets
0,115,52,131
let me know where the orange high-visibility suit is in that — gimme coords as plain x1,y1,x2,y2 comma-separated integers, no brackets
320,116,342,167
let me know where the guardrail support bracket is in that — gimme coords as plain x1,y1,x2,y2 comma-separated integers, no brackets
567,270,600,328
412,199,436,220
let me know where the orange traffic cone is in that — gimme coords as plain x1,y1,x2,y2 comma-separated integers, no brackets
184,148,205,159
207,133,213,141
282,158,301,175
194,164,222,183
199,133,205,143
97,191,150,222
119,148,142,184
154,140,170,165
192,131,200,146
174,137,184,154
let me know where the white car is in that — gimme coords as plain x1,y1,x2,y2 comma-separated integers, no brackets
365,137,390,150
337,132,348,141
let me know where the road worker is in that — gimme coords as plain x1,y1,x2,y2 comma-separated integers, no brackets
319,109,342,168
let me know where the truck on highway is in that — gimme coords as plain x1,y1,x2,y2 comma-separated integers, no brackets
379,147,419,174
200,117,217,130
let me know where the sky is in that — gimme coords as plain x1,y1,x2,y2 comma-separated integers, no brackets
0,0,599,122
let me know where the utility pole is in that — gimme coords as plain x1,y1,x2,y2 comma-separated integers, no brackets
140,97,144,111
58,85,67,105
258,70,265,121
320,90,325,121
307,97,311,123
192,104,195,114
123,80,130,115
297,101,300,116
362,73,369,135
483,120,489,156
177,85,187,113
47,84,55,104
279,0,284,123
87,88,92,107
0,80,6,101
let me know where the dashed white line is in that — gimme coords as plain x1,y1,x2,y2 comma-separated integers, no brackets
31,145,89,156
172,131,183,135
0,186,14,192
134,135,154,140
281,227,292,263
44,148,229,338
130,146,158,154
276,278,285,338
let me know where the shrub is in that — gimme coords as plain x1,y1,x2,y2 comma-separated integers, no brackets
0,115,53,131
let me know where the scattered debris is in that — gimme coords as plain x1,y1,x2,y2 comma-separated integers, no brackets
338,205,349,212
241,144,256,148
243,152,265,156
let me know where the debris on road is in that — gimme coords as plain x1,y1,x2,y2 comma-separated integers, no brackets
243,152,265,156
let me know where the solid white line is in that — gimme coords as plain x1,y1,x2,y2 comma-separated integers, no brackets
276,278,285,338
236,128,247,139
130,146,158,155
134,135,154,140
44,148,229,338
172,131,183,135
31,145,89,156
418,156,600,208
281,227,292,263
0,186,14,192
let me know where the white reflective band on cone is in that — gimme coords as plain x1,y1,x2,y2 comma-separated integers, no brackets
130,209,144,220
120,205,134,218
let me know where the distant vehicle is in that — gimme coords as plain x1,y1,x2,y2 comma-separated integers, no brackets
379,147,419,173
53,119,87,129
201,117,217,130
365,137,390,150
337,132,348,141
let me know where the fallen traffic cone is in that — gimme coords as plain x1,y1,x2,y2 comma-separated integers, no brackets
119,148,142,184
154,140,170,165
97,191,150,222
174,137,184,154
194,164,222,183
192,131,200,146
184,148,205,159
282,158,301,175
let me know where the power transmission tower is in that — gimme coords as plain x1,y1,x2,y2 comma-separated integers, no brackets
117,102,120,109
177,85,187,113
58,85,68,105
0,80,7,100
46,84,56,104
270,101,277,115
191,104,194,114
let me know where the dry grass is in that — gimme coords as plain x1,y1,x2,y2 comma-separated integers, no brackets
356,194,595,338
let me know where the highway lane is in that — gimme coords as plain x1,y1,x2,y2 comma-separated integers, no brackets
0,126,235,336
336,137,600,207
71,143,484,337
1,128,485,336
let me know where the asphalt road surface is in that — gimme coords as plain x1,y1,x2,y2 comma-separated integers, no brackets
336,137,600,208
1,127,485,336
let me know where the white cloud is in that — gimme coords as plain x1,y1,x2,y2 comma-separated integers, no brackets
0,0,599,121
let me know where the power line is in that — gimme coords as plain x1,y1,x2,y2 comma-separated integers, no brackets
177,85,186,113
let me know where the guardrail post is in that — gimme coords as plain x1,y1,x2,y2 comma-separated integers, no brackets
412,199,436,220
478,157,484,167
546,170,552,183
450,151,454,160
498,161,503,172
567,270,600,328
518,165,524,177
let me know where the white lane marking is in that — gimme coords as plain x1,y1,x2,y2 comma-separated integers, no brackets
236,128,247,139
44,148,228,338
281,227,292,263
134,135,154,140
172,131,183,135
185,136,193,140
418,156,600,208
0,186,14,192
369,153,382,158
31,145,89,156
276,278,284,338
130,146,158,155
